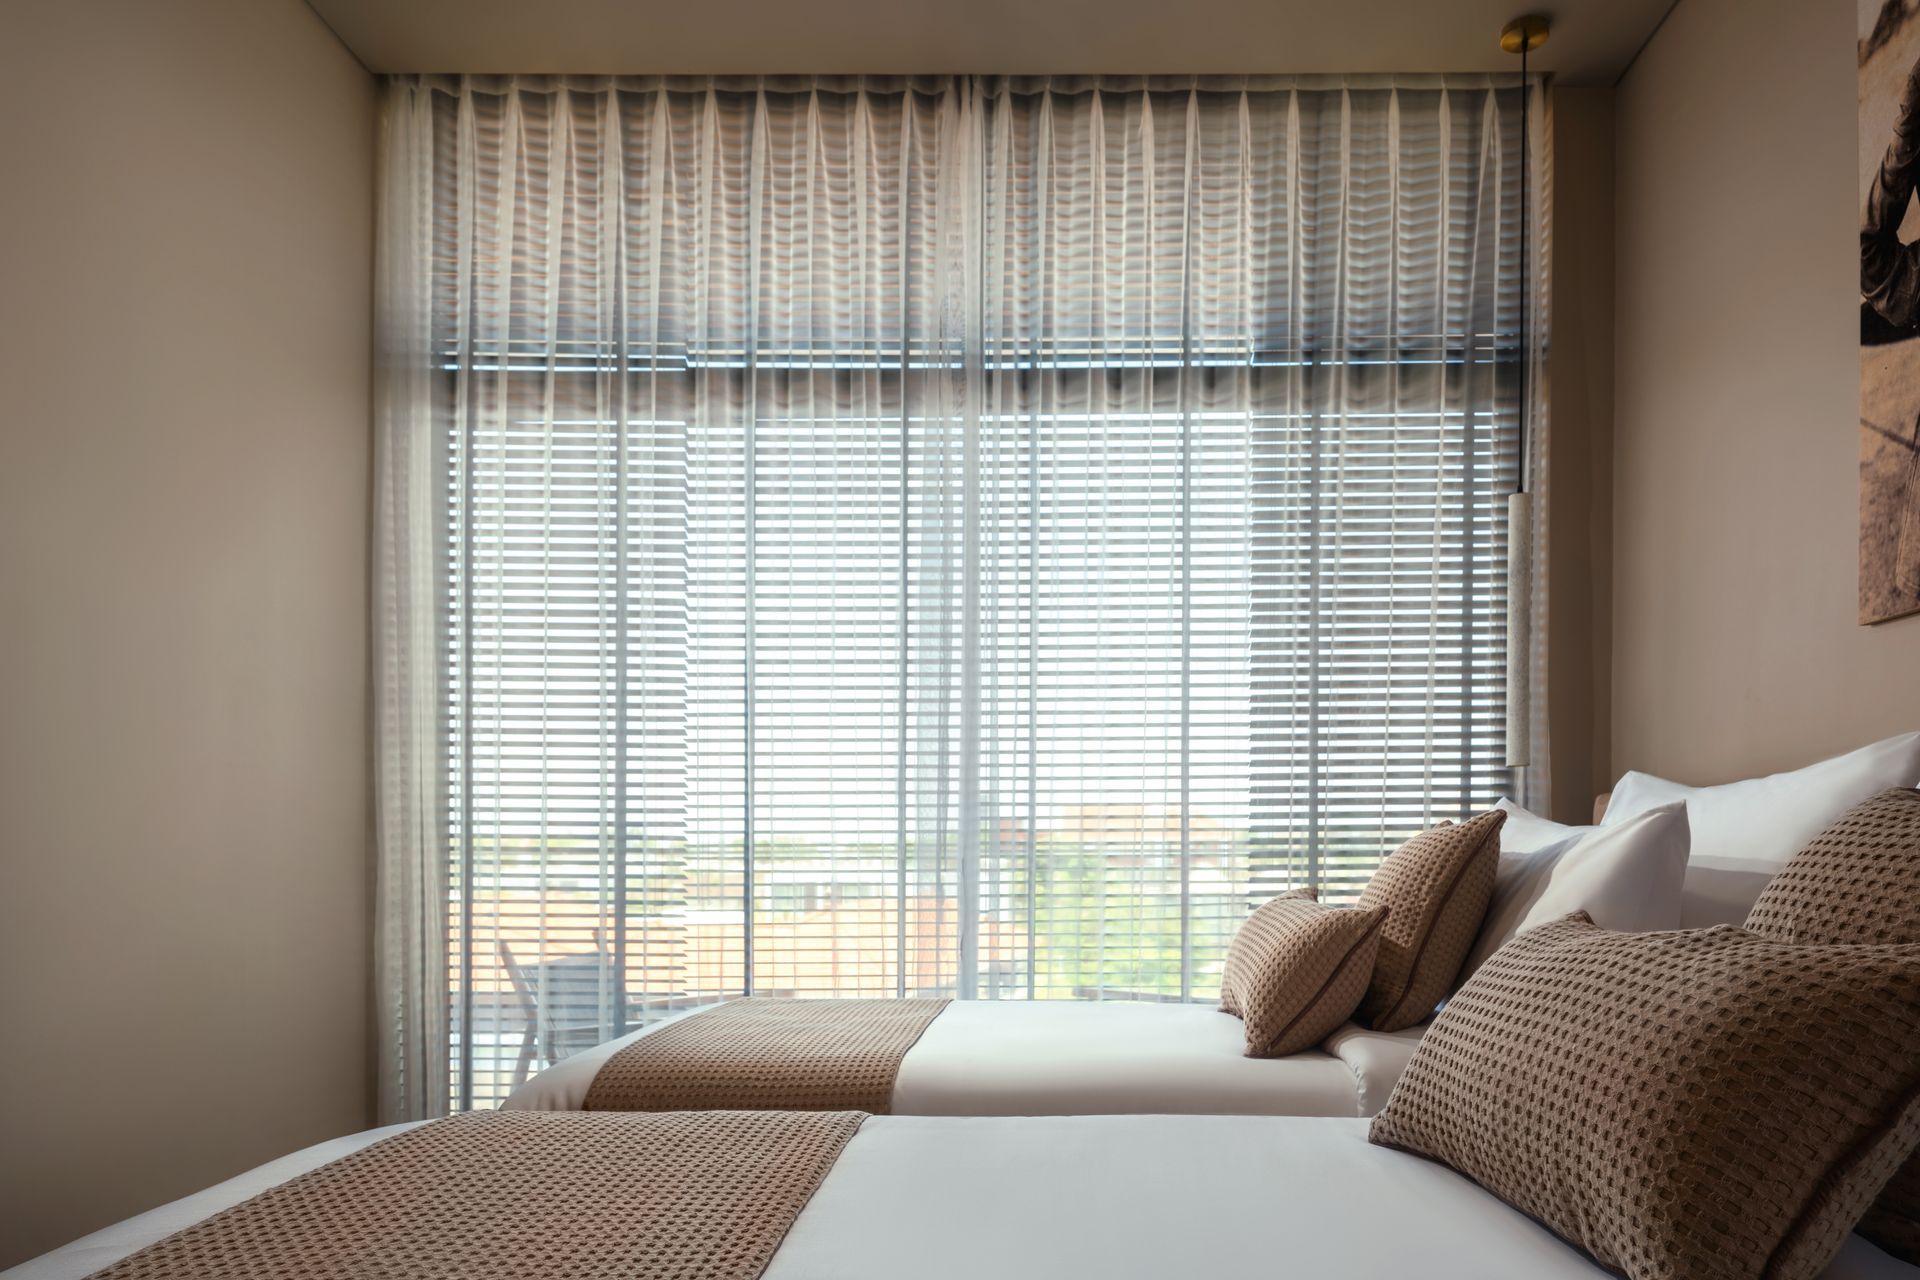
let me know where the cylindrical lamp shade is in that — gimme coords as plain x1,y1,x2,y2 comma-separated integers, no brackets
1504,491,1532,769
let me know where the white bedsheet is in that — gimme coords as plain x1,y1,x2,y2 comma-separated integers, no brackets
8,1116,1909,1280
502,999,1428,1117
771,1117,1913,1280
1321,1020,1426,1116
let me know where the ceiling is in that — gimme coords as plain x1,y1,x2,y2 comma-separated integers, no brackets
305,0,1676,86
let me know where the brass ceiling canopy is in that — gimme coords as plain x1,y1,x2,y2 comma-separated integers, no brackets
1500,15,1551,54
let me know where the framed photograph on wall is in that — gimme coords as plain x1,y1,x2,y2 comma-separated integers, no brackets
1861,0,1920,624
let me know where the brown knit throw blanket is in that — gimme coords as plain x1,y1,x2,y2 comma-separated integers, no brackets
585,997,950,1113
89,1110,864,1280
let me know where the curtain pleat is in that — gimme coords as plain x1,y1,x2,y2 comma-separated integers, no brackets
373,84,448,1123
375,73,1542,1116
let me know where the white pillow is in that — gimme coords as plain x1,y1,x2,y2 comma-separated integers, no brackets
1493,799,1589,857
1601,731,1920,926
1461,798,1690,977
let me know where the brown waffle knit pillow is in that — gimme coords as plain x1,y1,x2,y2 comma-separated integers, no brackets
1355,810,1504,1031
1747,787,1920,944
1370,913,1920,1280
1218,889,1390,1057
1745,787,1920,1263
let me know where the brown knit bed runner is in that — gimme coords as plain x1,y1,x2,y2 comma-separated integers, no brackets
585,997,951,1113
88,1110,864,1280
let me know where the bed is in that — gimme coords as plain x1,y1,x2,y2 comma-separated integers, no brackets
503,999,1429,1117
8,1113,1911,1280
498,782,1708,1122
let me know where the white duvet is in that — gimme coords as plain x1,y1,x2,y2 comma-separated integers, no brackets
9,1116,1911,1280
503,999,1428,1117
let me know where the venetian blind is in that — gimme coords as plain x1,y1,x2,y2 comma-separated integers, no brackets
377,73,1535,1113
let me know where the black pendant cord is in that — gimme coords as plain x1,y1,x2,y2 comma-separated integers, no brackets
1515,41,1529,497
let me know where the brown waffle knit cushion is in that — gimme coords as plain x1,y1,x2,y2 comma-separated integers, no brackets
1369,913,1920,1280
1747,788,1920,944
1218,888,1390,1057
1355,809,1504,1031
1745,787,1920,1263
90,1109,866,1280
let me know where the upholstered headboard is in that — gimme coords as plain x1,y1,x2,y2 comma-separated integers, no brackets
1592,791,1611,825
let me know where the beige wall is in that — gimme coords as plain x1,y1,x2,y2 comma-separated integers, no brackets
0,1,374,1265
1547,88,1616,823
1612,0,1920,784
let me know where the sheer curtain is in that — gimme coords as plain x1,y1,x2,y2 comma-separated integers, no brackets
374,73,1542,1118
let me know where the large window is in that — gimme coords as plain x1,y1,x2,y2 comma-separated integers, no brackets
411,75,1529,1110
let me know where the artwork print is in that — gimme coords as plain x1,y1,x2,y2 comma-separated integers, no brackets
1861,0,1920,623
